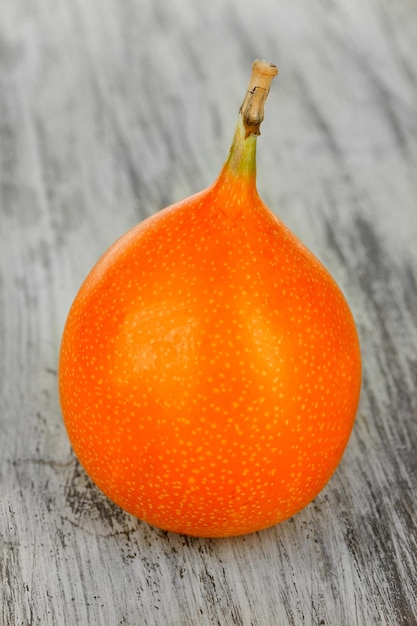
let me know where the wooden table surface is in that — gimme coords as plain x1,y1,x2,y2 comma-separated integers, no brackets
1,1,416,624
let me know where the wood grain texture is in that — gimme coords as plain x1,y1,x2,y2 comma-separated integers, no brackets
1,0,416,624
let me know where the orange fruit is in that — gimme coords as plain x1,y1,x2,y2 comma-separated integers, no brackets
59,60,361,537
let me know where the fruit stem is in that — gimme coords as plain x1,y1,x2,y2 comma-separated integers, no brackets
220,60,278,184
240,60,278,138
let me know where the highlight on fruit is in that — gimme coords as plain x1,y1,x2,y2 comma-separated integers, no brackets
58,60,361,537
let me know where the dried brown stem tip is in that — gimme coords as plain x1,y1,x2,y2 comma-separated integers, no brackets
240,59,278,137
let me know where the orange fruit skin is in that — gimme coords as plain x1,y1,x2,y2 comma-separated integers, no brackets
59,173,361,537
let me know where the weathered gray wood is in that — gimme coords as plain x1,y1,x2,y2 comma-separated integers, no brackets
1,0,416,624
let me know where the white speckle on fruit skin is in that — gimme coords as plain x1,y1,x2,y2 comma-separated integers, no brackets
59,179,361,537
